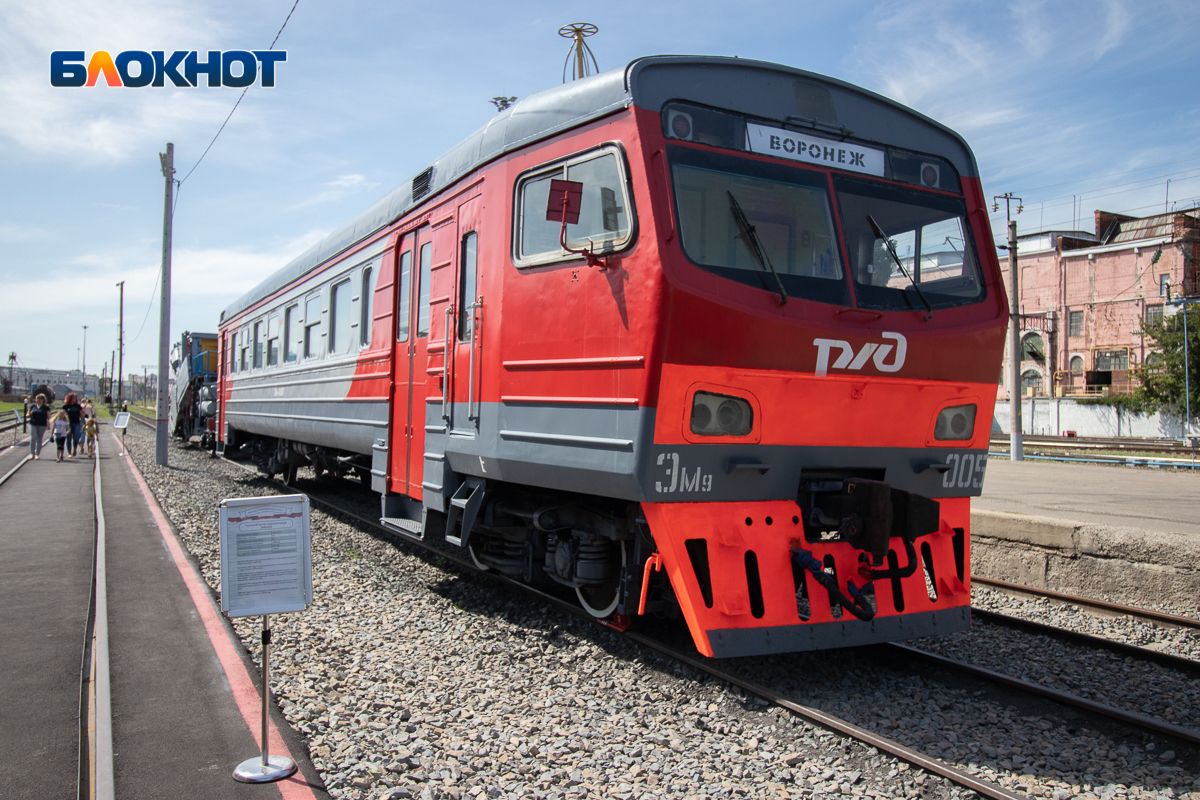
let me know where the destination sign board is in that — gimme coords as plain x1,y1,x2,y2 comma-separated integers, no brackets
219,494,312,617
746,122,885,177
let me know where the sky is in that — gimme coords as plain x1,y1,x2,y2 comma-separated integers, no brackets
2,0,1199,380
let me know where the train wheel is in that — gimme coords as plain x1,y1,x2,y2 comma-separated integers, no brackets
282,463,298,486
576,541,627,619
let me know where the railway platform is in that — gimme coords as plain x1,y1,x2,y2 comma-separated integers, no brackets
0,423,328,799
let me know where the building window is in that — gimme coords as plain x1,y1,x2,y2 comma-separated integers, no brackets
1021,332,1044,363
1094,349,1128,371
1069,355,1084,373
1145,304,1164,326
1068,310,1083,337
304,294,322,358
253,321,263,369
330,279,352,354
284,305,298,362
360,265,375,347
266,314,279,366
1160,274,1171,297
1020,369,1043,396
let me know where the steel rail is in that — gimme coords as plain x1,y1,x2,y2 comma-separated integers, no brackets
887,643,1200,747
972,607,1200,676
972,575,1200,630
988,434,1197,455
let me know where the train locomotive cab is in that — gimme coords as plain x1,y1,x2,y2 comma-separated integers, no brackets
217,56,1006,659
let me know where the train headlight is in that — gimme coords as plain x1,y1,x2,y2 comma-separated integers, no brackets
691,392,753,437
934,404,977,441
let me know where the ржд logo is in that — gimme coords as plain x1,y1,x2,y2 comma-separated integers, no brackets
813,332,907,377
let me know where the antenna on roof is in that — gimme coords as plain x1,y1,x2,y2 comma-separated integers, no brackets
559,23,599,82
490,96,517,112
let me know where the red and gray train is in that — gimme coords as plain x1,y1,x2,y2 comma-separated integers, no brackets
217,56,1007,658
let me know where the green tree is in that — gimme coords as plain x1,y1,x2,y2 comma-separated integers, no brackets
1130,304,1200,426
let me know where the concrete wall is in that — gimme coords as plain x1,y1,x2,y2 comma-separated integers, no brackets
971,510,1200,608
992,398,1185,438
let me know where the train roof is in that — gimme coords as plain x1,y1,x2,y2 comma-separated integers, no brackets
223,55,978,324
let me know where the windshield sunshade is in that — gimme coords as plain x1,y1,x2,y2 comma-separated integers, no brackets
836,175,984,312
670,147,849,306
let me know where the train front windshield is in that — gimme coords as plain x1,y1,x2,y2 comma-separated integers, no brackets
670,147,985,311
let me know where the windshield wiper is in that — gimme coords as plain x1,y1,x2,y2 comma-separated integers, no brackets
728,191,787,305
866,214,933,321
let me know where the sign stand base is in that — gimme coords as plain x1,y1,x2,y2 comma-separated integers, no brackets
232,615,297,784
233,755,297,783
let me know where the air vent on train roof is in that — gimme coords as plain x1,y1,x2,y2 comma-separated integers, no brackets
412,167,434,201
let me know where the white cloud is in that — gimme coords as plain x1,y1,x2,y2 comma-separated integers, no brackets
287,173,379,210
0,223,52,243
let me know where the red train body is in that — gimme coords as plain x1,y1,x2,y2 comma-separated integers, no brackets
218,57,1006,657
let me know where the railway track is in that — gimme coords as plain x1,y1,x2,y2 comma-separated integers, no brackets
972,575,1200,630
132,411,1200,796
989,434,1199,456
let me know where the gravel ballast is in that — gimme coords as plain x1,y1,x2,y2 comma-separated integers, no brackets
113,423,1199,800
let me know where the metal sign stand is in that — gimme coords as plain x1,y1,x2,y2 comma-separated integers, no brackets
113,412,131,456
219,493,311,785
233,615,297,782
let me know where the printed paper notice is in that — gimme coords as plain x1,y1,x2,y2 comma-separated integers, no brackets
219,494,312,617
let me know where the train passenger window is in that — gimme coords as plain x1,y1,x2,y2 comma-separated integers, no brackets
397,250,412,343
835,175,984,311
304,295,322,358
669,146,849,305
266,314,279,366
458,233,478,342
330,279,352,354
228,332,236,373
284,305,299,362
360,265,375,347
252,321,263,369
514,145,633,266
239,327,249,371
416,242,432,337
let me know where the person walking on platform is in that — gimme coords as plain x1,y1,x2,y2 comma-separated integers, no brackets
51,410,70,462
25,393,50,459
84,414,98,457
62,392,83,458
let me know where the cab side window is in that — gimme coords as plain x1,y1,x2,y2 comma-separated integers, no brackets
514,146,633,267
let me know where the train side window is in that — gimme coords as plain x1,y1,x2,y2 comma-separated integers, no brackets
228,332,237,373
284,304,299,362
360,265,375,347
514,145,634,267
416,242,432,337
304,294,322,358
252,321,263,369
458,232,478,342
266,314,280,366
239,327,249,371
397,250,412,343
330,279,352,354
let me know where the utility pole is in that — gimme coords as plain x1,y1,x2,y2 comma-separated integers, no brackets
995,193,1024,460
82,325,88,398
117,280,125,407
110,351,116,405
156,143,175,467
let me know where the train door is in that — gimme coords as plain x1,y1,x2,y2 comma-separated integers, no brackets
388,228,428,499
448,195,483,437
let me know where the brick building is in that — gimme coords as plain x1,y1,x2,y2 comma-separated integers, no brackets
998,208,1200,400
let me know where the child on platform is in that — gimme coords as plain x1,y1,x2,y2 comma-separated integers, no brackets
52,410,70,462
84,415,98,457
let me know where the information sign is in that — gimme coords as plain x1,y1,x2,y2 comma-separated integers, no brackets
219,494,312,617
113,412,131,429
11,410,19,424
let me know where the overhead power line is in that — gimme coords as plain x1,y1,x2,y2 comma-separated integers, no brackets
177,0,301,187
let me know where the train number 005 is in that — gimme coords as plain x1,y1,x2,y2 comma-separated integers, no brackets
941,452,986,490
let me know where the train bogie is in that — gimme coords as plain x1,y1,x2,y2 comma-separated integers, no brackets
218,56,1007,657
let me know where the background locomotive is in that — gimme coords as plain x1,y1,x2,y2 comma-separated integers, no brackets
218,56,1007,658
169,331,220,449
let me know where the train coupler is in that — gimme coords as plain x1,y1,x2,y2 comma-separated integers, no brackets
790,548,877,621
